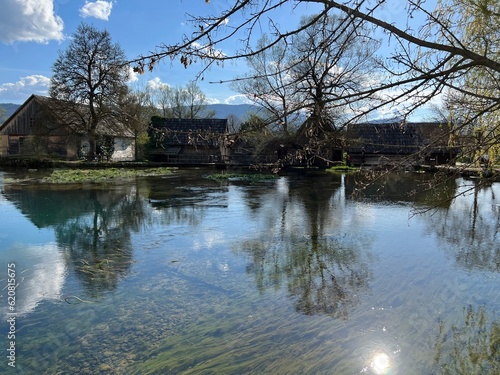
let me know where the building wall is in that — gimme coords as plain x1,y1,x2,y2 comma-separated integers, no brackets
111,137,135,161
0,134,77,158
0,135,8,155
0,133,135,161
0,98,40,137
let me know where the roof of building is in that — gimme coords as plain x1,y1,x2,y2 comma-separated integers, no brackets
0,94,134,138
346,121,454,154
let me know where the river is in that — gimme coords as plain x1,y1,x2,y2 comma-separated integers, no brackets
0,168,498,374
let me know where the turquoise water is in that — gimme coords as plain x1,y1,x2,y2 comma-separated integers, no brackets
0,169,499,374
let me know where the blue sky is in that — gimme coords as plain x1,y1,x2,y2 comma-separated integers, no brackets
0,0,324,105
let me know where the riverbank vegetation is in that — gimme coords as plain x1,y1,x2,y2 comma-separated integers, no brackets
326,165,359,173
4,167,173,184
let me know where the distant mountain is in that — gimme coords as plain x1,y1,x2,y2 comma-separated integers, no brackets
203,103,262,120
0,103,20,124
365,117,403,124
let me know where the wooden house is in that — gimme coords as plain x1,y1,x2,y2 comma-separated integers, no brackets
0,95,135,161
346,121,459,167
148,117,233,164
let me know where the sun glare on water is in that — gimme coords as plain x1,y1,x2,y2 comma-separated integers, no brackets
370,352,391,374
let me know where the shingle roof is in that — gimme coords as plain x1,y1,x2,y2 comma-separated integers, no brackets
347,121,452,154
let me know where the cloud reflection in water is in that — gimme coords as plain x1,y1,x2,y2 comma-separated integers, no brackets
1,243,66,317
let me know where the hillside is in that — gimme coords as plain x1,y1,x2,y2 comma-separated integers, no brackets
0,103,20,123
203,103,262,120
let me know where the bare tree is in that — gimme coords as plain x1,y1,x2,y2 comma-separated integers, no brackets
232,13,379,165
232,34,302,135
183,81,216,119
150,84,173,118
289,13,380,131
129,1,499,114
50,23,129,158
149,82,215,119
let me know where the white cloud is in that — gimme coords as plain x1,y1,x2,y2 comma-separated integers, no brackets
0,0,64,44
224,94,252,105
80,1,113,21
0,75,51,103
127,67,140,83
147,77,171,90
191,41,225,59
205,97,220,105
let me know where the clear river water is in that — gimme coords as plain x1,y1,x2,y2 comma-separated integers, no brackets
0,168,499,374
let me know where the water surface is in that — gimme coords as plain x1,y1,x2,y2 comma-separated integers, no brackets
0,169,499,374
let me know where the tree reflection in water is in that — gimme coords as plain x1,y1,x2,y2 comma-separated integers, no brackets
422,178,500,273
55,188,146,297
3,185,149,297
286,237,372,318
239,175,374,319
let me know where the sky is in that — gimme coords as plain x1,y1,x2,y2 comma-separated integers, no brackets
0,0,439,120
0,0,324,106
